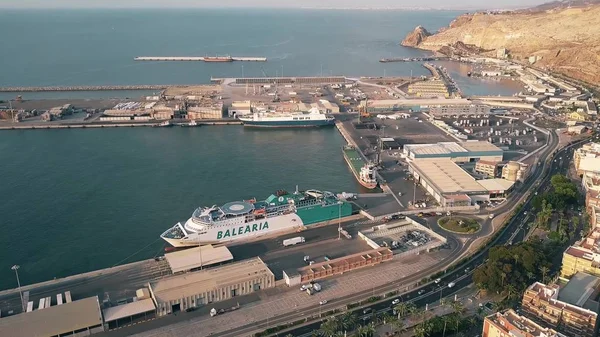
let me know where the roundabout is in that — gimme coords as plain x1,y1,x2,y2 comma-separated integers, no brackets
438,216,482,234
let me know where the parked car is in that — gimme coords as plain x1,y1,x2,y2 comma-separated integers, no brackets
319,300,328,305
363,308,373,315
392,299,400,305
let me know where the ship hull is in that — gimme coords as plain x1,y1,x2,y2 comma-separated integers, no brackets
240,119,335,128
162,213,304,247
342,149,378,189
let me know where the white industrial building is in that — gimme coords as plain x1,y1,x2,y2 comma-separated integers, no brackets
403,141,503,163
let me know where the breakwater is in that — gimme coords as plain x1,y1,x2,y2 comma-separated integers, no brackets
0,85,174,92
379,57,450,63
134,56,267,62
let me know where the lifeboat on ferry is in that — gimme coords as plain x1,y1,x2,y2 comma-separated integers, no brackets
253,208,266,215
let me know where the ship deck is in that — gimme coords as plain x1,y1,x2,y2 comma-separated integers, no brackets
343,147,366,174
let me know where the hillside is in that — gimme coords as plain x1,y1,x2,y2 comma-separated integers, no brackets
401,5,600,85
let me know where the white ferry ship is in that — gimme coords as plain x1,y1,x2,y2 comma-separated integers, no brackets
238,107,335,128
160,188,353,247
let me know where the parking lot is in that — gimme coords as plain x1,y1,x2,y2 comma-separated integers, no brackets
434,114,546,154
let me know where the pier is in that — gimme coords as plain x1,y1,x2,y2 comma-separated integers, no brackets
0,85,173,92
379,57,449,63
134,56,267,62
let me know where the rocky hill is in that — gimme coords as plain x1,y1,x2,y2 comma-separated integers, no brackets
402,5,600,85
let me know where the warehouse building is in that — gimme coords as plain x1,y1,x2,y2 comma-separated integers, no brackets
407,79,450,98
149,257,274,316
403,141,503,163
477,178,515,199
164,244,234,274
428,104,490,117
0,296,104,337
409,159,489,206
359,98,470,112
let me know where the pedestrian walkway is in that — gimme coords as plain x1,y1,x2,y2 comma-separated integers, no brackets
132,249,454,337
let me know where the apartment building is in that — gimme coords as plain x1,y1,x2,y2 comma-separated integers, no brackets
522,280,599,337
483,309,567,337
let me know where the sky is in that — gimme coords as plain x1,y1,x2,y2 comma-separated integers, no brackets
0,0,549,10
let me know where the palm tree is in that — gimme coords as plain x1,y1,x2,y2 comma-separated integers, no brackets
355,324,373,337
363,322,376,337
540,266,550,283
468,316,478,327
340,312,358,332
285,334,294,337
319,317,340,337
391,319,406,335
450,301,464,315
332,332,345,337
414,320,433,337
506,284,517,299
394,301,415,319
526,271,535,281
441,315,451,337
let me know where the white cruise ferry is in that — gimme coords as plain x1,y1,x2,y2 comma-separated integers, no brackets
238,107,335,128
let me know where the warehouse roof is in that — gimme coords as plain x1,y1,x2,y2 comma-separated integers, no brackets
411,159,486,194
102,298,155,323
558,272,600,311
165,245,234,273
460,141,502,153
0,296,103,337
150,257,273,304
477,178,515,192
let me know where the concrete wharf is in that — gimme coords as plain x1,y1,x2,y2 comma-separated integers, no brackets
379,57,449,63
0,85,173,92
134,56,267,62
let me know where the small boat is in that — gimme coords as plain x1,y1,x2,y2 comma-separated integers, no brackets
154,120,172,127
181,120,201,127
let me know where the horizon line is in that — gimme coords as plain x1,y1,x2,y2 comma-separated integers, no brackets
0,5,524,11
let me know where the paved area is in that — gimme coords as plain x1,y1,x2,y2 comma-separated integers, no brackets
262,237,371,280
111,241,461,337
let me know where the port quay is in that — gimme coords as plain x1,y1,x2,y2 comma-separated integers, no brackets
133,56,267,62
0,61,591,336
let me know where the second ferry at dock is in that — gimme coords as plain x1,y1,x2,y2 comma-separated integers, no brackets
238,108,335,128
160,188,353,247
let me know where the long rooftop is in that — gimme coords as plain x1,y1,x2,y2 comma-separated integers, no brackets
0,296,103,337
410,159,487,194
149,257,273,303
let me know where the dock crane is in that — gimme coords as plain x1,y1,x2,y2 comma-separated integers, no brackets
358,98,371,124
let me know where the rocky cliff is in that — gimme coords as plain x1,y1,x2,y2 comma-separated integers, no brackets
402,5,600,85
401,26,431,47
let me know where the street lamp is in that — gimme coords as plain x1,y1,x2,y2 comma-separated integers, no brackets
11,265,24,312
338,201,342,240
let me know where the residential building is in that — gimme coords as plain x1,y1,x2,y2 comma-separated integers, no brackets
575,142,600,173
483,309,567,337
475,160,500,178
501,161,530,183
561,227,600,278
521,280,599,337
570,111,589,122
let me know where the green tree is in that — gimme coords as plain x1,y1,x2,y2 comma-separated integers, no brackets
391,319,406,335
394,302,415,319
340,312,358,332
319,317,340,337
540,265,550,283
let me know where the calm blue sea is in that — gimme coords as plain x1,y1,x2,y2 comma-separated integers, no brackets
0,8,521,98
